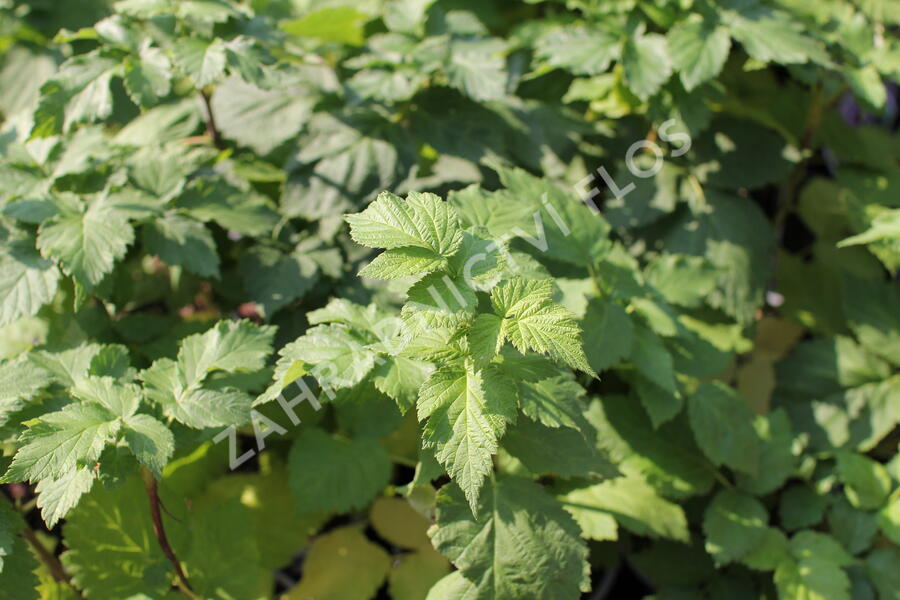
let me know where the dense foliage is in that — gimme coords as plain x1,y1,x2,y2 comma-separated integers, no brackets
0,0,899,598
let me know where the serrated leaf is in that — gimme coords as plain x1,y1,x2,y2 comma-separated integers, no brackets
142,213,219,278
406,271,477,315
668,15,731,91
582,299,634,373
287,428,390,515
238,246,318,317
210,76,315,155
180,499,270,599
37,201,134,289
371,356,431,413
622,30,672,100
586,396,714,500
359,246,448,279
123,414,174,478
725,3,829,65
417,364,514,509
491,279,594,375
285,525,391,600
468,313,503,365
561,476,690,542
535,25,620,76
688,382,760,475
123,45,171,107
430,475,590,599
736,409,796,496
62,477,171,598
446,38,507,101
835,451,892,510
2,403,120,483
703,490,769,565
517,375,586,430
345,191,463,257
0,536,39,598
0,240,60,327
276,325,376,392
34,467,95,529
172,38,226,87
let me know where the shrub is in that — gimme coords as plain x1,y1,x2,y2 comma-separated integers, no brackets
0,0,898,598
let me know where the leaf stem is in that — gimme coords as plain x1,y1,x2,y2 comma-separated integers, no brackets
19,527,81,594
199,89,224,150
141,469,199,600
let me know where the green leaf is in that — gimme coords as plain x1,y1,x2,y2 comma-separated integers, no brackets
503,416,614,479
180,499,270,599
688,382,760,475
175,320,276,386
535,25,620,76
586,396,714,499
345,191,463,257
405,271,477,315
238,246,318,317
742,527,789,571
835,451,892,510
735,409,796,496
389,547,451,600
446,38,507,101
830,498,879,554
177,177,279,237
359,246,448,279
274,325,375,392
630,324,677,395
840,273,900,366
288,428,390,515
2,403,120,483
0,498,21,573
172,37,227,87
0,239,60,327
430,475,590,599
371,356,432,413
417,364,514,509
560,476,690,542
517,374,586,430
491,279,594,375
621,30,672,100
468,313,504,365
34,467,95,529
210,76,315,155
123,414,174,478
31,53,119,136
724,3,829,65
779,484,828,531
62,477,170,598
37,201,134,289
280,7,370,46
141,320,274,428
285,525,391,600
122,45,171,107
668,15,731,91
703,490,769,565
582,299,634,373
142,213,219,278
0,537,39,598
866,547,900,600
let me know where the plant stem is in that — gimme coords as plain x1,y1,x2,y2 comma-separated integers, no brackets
199,89,224,150
141,470,199,600
773,84,826,239
20,527,75,588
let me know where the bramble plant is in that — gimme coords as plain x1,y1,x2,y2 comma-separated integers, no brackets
1,0,899,599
